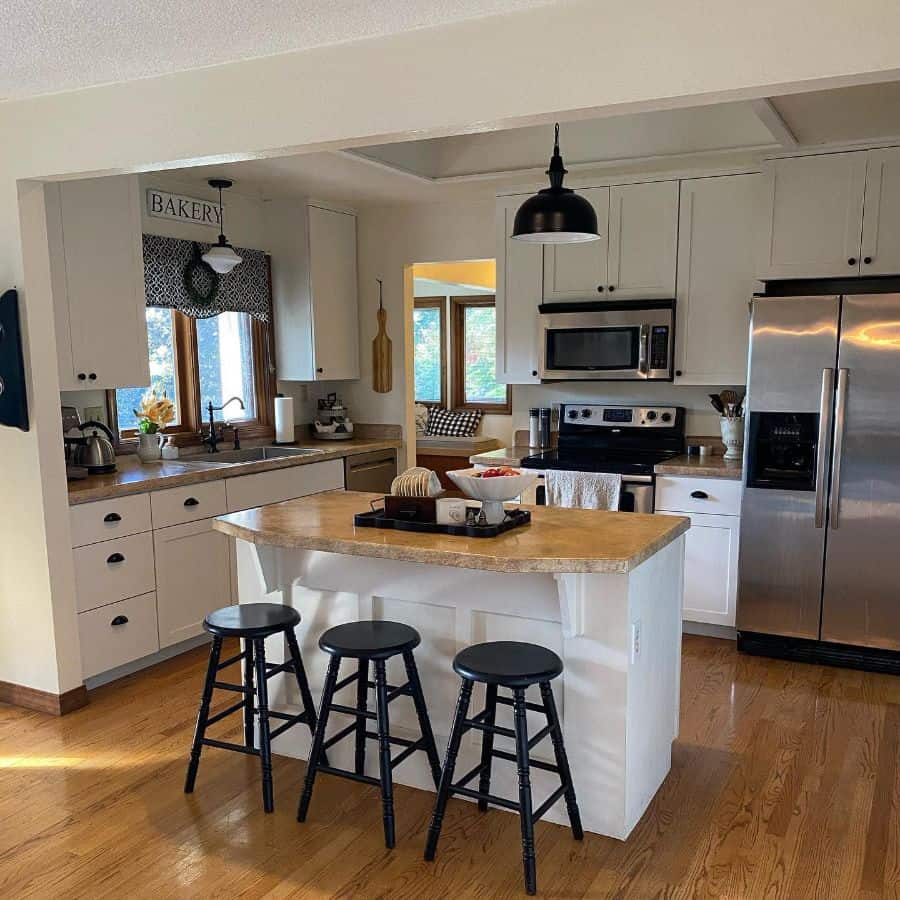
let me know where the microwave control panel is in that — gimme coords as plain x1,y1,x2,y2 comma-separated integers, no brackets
650,326,671,370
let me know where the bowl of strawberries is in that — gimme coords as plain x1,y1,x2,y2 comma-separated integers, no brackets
446,466,539,525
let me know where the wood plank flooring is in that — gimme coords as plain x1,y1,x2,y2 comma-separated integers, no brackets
1,635,899,898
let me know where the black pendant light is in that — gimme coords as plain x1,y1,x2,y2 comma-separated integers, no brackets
512,123,599,243
202,179,243,274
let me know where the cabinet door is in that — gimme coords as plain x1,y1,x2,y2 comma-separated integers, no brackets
607,181,679,299
757,153,867,279
657,510,739,626
495,197,541,383
56,176,149,390
675,174,759,385
860,147,900,276
308,204,359,380
154,518,233,648
541,187,609,301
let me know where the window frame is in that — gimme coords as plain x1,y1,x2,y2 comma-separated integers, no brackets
450,295,511,414
412,297,448,408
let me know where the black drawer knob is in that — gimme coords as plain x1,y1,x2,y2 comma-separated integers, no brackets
110,615,129,627
77,373,86,381
608,285,616,292
103,512,122,523
848,257,857,266
675,369,683,377
106,552,125,564
690,490,709,500
531,370,538,377
88,373,97,381
183,497,200,507
864,256,873,264
597,285,604,292
316,367,324,374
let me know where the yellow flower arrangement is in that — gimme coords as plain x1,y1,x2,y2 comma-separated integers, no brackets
133,391,176,434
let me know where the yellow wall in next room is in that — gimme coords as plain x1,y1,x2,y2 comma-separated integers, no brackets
412,260,495,290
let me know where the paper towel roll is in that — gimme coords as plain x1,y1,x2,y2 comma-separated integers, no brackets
274,396,295,444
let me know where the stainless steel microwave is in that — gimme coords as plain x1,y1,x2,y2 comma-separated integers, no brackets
538,300,675,381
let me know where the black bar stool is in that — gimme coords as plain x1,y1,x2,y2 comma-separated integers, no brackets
424,641,583,895
297,620,441,848
184,603,321,813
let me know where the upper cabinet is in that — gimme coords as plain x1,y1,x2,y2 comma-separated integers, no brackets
755,149,900,279
272,201,360,382
675,174,760,385
542,180,678,302
47,176,150,391
495,196,542,384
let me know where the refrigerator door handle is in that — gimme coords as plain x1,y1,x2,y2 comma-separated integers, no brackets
829,368,850,530
815,367,835,528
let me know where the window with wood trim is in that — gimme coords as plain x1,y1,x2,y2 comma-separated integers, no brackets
413,298,447,407
450,296,511,413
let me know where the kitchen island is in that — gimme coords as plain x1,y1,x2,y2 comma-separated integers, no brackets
213,491,688,840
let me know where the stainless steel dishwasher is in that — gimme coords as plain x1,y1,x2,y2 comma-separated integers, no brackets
344,448,398,493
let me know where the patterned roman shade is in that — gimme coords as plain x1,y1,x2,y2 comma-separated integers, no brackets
142,234,271,321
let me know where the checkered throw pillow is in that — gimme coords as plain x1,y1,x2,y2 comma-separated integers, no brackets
424,407,482,437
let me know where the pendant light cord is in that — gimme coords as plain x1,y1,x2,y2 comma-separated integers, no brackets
217,184,226,243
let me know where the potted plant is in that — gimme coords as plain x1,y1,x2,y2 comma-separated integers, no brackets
134,391,175,462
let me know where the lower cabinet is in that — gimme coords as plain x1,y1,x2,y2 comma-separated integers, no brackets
154,517,233,649
78,592,160,679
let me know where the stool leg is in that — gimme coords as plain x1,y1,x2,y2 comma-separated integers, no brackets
424,678,473,862
513,688,537,895
297,654,340,823
253,638,275,813
540,681,583,841
403,650,441,788
242,639,255,749
477,683,498,811
285,628,326,765
374,659,396,849
184,636,222,794
354,658,369,776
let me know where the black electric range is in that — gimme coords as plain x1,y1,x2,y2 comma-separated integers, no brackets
520,447,682,476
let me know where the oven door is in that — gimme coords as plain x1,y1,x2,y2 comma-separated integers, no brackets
538,305,673,381
524,473,654,513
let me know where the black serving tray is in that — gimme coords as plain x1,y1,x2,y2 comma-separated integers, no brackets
354,507,531,538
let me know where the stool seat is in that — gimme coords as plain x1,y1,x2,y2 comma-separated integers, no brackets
319,620,420,659
204,603,300,638
453,641,563,688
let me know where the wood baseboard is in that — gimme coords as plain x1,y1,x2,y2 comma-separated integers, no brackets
0,680,89,716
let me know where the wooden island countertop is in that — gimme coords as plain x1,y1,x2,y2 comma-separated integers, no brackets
213,489,689,575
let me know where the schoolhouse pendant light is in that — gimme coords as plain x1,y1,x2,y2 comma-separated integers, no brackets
512,123,599,243
202,179,243,274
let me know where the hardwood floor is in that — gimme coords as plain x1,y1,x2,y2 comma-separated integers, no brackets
1,635,899,898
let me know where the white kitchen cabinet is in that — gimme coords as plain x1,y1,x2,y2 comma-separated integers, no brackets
860,147,900,276
155,517,233,649
756,152,868,279
225,458,344,512
675,174,760,385
495,196,542,383
47,175,149,391
273,201,359,382
541,187,610,302
607,180,679,299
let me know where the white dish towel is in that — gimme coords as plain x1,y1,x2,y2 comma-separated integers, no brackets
544,470,622,511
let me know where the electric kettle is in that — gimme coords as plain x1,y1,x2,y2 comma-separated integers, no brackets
72,420,117,474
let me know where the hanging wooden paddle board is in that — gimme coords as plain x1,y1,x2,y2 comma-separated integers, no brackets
372,278,392,393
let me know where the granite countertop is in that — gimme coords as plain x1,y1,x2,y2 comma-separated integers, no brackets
653,455,743,480
212,490,690,575
67,438,403,505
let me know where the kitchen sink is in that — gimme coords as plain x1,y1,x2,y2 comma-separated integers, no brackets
193,446,326,464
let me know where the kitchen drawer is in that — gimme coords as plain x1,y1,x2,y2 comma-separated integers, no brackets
655,475,742,516
150,480,227,528
73,531,156,613
225,459,344,512
70,493,152,547
78,592,160,679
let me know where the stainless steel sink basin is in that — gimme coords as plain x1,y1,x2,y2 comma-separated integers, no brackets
194,446,326,464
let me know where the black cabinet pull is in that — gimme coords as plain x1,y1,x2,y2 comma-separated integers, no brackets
77,373,86,381
675,369,683,377
88,373,97,381
316,367,324,374
110,615,129,627
848,257,857,266
183,497,199,507
103,512,122,523
608,285,616,292
106,552,125,564
531,370,538,377
597,285,604,292
864,256,873,264
690,490,709,500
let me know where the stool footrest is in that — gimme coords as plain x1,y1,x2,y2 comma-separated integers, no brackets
269,711,311,740
264,660,295,679
316,764,381,788
205,699,247,727
201,737,259,756
363,730,419,749
334,670,361,693
389,738,427,769
366,680,411,702
454,760,490,789
532,785,567,824
212,680,251,695
216,650,247,671
528,725,551,750
495,694,546,714
463,717,515,739
450,784,519,812
323,722,358,751
329,702,377,720
491,747,560,774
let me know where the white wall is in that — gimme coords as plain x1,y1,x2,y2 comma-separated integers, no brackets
2,0,899,694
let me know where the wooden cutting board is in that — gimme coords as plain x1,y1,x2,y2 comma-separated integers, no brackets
372,278,392,393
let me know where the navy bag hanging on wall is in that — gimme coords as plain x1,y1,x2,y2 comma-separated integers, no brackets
0,289,29,431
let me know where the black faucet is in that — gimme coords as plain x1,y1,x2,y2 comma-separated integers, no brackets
203,396,245,452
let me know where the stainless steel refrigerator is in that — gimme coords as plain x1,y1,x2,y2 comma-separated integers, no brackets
737,291,900,667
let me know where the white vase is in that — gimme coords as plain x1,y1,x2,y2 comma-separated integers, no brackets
137,432,164,463
720,416,745,460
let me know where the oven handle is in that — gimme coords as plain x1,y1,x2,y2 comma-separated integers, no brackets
638,324,650,377
534,473,653,484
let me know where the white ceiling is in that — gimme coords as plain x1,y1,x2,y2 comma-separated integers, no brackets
0,0,557,101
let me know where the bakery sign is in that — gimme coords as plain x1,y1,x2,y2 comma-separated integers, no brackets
146,188,222,229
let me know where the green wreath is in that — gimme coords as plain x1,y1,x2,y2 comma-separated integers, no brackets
183,242,220,306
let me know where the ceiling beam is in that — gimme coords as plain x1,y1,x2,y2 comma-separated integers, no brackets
750,98,799,148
